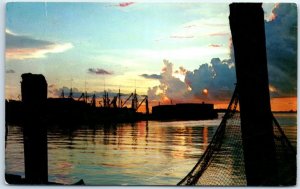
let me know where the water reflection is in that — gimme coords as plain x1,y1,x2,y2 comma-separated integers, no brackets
6,120,219,185
5,113,296,185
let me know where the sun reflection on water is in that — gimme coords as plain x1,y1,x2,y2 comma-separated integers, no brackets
5,113,296,185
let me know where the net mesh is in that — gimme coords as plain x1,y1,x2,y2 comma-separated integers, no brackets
273,115,297,185
178,87,296,186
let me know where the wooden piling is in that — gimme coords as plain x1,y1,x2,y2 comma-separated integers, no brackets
21,73,48,184
229,3,278,185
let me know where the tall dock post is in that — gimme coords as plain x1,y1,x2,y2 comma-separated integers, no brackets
229,3,278,185
21,73,48,184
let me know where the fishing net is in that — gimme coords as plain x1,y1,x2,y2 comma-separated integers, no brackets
178,86,296,186
273,115,297,185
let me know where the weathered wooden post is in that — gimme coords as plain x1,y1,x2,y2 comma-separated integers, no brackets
229,3,278,185
21,73,48,184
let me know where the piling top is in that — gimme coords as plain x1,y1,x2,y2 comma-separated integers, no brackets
21,73,48,104
229,3,263,21
21,73,47,82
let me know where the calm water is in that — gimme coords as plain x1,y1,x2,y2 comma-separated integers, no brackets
5,113,297,185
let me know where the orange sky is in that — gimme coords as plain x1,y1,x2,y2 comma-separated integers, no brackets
135,96,297,113
214,97,297,112
270,97,297,112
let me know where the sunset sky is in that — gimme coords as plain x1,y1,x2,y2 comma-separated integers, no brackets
5,2,297,111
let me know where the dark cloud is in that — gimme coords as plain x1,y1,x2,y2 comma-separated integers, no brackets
140,74,162,80
147,58,236,103
6,31,54,49
185,58,236,100
5,69,15,74
88,68,113,75
224,3,297,98
5,30,73,60
191,3,297,100
265,3,297,97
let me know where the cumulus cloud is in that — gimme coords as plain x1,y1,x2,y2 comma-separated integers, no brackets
88,68,113,75
5,29,73,60
224,3,296,98
185,58,236,100
5,69,15,74
147,60,191,103
140,74,162,80
264,3,297,97
265,3,279,21
146,58,236,104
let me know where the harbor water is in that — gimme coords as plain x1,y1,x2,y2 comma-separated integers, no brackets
5,113,297,185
